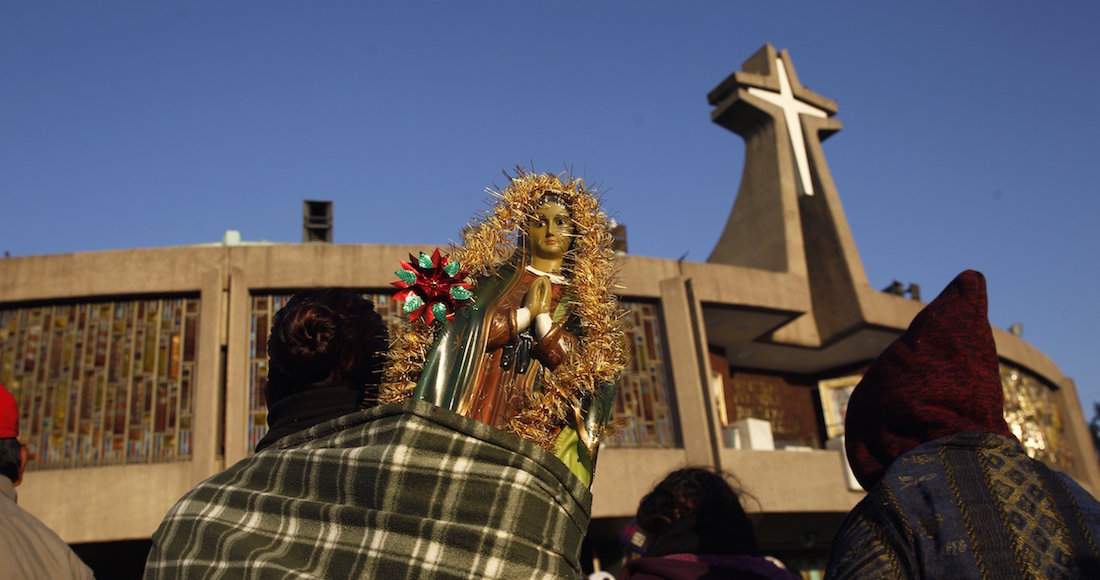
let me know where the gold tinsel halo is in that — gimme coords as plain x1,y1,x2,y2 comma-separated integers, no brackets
380,168,628,450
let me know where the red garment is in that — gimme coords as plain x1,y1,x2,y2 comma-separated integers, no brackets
843,269,1013,490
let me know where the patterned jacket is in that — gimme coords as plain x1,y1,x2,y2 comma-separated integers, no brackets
827,432,1100,579
144,400,591,579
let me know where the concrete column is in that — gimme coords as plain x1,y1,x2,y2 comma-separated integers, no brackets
190,267,227,481
658,276,717,468
223,266,252,466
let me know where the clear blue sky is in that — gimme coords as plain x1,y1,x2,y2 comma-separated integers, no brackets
3,3,1099,416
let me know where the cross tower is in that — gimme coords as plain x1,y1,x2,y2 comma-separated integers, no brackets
707,44,874,346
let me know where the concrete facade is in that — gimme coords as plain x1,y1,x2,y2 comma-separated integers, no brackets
2,240,1093,550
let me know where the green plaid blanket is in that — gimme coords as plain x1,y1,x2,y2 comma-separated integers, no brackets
144,400,592,579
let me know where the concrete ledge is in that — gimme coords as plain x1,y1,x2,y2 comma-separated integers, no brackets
616,255,681,298
226,243,424,289
720,448,864,513
590,448,691,518
0,247,225,301
682,261,811,313
19,460,221,543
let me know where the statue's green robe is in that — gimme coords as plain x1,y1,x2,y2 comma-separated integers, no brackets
412,264,613,485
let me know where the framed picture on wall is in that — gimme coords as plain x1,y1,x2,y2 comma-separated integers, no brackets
818,375,862,439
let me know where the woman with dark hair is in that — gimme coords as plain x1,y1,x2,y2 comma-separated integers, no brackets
621,467,797,580
256,288,388,451
147,288,395,578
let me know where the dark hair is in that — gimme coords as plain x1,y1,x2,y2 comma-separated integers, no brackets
634,467,758,557
264,289,388,406
0,438,21,483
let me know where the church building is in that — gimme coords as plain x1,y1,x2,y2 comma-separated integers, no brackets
1,44,1094,577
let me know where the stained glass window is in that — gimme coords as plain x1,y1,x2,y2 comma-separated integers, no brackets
604,300,677,448
0,297,200,470
1001,363,1071,471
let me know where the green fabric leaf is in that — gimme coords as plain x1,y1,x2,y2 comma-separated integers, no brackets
418,252,433,269
395,269,417,285
450,286,472,301
443,260,460,277
403,295,423,314
431,302,448,322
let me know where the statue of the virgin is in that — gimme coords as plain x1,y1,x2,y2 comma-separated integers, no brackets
382,170,627,486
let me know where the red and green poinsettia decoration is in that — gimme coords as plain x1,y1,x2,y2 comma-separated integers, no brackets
391,248,474,324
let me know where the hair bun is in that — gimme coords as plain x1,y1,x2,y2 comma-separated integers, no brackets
268,304,340,383
264,288,388,406
290,308,339,366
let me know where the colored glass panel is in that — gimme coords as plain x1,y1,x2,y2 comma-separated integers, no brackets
604,300,677,448
1001,363,1071,471
0,296,200,470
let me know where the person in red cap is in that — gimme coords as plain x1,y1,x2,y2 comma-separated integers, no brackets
826,270,1100,578
0,383,94,579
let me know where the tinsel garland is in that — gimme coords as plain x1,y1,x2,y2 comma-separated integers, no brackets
380,169,628,450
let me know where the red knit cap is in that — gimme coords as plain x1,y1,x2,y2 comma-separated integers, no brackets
0,383,18,439
844,270,1013,490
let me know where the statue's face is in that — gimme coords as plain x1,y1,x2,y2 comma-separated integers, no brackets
528,200,572,262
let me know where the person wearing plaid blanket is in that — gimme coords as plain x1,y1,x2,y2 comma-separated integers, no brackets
145,288,591,578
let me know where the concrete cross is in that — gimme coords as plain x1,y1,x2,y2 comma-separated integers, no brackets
747,58,828,196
